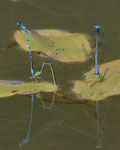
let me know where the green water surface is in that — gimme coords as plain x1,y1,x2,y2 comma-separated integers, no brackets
0,0,120,149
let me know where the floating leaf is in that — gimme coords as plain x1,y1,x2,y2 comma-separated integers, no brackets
73,59,120,101
14,29,92,63
0,80,56,98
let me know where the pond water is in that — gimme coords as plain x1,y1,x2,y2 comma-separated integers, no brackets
0,0,120,149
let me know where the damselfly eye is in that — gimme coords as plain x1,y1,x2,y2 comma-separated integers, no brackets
17,21,21,26
94,25,102,30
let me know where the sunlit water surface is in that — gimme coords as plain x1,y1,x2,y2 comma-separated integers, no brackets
0,0,120,149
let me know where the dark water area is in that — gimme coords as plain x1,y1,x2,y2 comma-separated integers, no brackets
0,0,120,149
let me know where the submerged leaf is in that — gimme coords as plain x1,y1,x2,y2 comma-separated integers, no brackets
73,59,120,101
14,29,92,63
0,80,56,98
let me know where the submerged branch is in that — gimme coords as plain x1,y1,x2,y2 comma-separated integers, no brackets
59,125,96,139
0,40,17,54
35,91,95,106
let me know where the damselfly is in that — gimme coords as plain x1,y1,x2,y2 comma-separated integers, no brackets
82,26,110,79
17,21,57,88
93,25,102,77
17,23,57,145
17,21,34,76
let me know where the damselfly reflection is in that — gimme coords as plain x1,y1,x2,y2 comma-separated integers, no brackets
36,92,56,109
19,95,34,148
96,101,104,149
19,94,64,148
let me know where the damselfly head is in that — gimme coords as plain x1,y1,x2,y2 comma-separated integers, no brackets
94,25,102,31
17,21,21,26
91,26,104,41
90,27,104,48
83,27,109,76
17,21,27,31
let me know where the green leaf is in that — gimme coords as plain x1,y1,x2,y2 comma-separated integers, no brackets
73,59,120,101
0,80,56,98
14,29,92,63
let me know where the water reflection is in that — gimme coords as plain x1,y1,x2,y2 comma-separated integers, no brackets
96,101,103,149
38,92,56,109
1,93,120,149
18,93,62,148
19,95,34,147
18,92,104,149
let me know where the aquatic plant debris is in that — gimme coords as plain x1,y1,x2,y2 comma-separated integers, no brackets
0,80,56,98
73,59,120,101
14,29,92,63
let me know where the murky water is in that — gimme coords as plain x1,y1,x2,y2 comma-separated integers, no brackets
0,0,120,149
